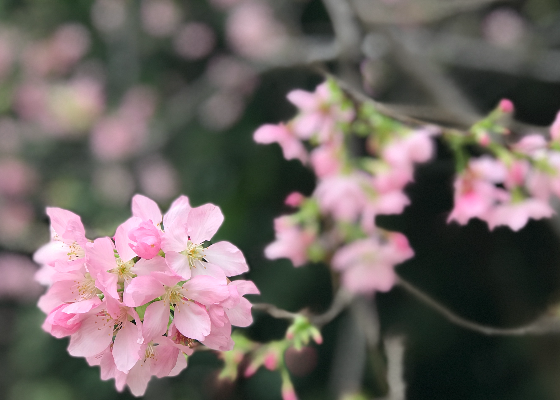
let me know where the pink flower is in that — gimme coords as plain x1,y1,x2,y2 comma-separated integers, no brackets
254,123,308,163
161,199,249,280
332,233,414,294
265,216,315,267
310,142,343,178
226,2,287,60
67,297,143,373
128,221,162,259
551,111,560,142
284,192,305,207
487,198,554,231
314,174,367,222
288,82,353,142
124,274,229,342
448,156,508,225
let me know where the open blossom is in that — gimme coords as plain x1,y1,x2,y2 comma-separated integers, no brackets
287,82,354,142
265,216,315,267
253,122,308,163
34,194,259,397
332,232,413,294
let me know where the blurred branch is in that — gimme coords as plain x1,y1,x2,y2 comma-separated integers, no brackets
398,276,560,335
379,336,406,400
252,288,354,327
321,0,362,61
383,27,481,126
351,0,508,25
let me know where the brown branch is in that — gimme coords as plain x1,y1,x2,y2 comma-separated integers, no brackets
397,275,560,336
252,288,354,327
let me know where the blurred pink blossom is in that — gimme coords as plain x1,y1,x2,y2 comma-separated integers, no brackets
483,9,526,48
16,77,104,137
90,87,154,161
93,165,135,205
332,233,413,294
0,202,34,242
22,24,90,76
0,158,37,197
265,216,315,267
90,116,148,161
206,55,258,95
137,157,179,201
0,253,43,302
253,123,308,163
173,23,216,60
141,0,182,37
226,2,288,61
199,91,245,131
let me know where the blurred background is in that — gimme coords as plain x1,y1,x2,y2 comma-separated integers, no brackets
2,0,560,399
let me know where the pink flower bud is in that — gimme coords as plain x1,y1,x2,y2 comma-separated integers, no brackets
264,351,279,370
282,385,298,400
128,220,162,259
285,192,304,207
478,132,490,146
311,330,323,345
244,363,258,378
498,99,514,113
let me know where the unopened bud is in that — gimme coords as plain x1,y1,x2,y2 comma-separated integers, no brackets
285,192,305,207
498,99,514,113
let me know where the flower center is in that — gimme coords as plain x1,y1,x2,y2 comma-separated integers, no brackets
180,240,205,268
163,285,185,306
77,273,100,300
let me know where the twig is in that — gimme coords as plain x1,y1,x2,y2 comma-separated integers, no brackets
397,275,560,335
251,303,300,321
252,288,354,327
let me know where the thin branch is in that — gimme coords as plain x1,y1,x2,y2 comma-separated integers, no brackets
311,288,354,327
397,275,560,335
252,288,354,327
321,0,362,62
251,303,300,321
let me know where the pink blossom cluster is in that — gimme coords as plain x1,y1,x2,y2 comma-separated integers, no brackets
34,194,259,396
448,109,560,231
254,80,428,294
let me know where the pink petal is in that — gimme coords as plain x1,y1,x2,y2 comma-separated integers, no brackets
181,275,229,305
132,256,171,276
186,203,224,243
68,311,114,357
190,261,227,281
114,216,142,262
142,301,170,342
151,337,180,378
126,360,151,397
286,89,316,111
230,279,260,296
168,352,188,377
46,207,86,245
132,194,162,224
164,251,192,280
226,297,254,327
174,300,211,341
123,275,166,307
204,241,249,276
162,195,191,239
113,319,142,372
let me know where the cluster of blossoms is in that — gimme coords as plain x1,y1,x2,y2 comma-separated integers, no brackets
448,102,560,231
254,80,428,294
34,194,259,396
